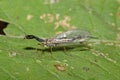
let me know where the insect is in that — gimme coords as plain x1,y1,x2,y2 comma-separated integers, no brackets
25,29,95,54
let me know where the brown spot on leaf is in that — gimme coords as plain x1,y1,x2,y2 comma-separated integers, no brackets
54,64,66,72
26,14,34,21
117,12,120,18
40,13,77,30
83,66,90,72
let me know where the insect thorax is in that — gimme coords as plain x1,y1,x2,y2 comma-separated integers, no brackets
43,38,73,47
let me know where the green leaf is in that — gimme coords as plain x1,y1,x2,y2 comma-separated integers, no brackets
0,0,120,80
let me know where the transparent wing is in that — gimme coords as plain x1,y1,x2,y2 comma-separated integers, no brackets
55,29,91,40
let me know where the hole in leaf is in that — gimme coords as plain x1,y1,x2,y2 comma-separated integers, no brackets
0,20,9,35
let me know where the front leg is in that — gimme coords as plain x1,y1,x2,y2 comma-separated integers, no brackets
63,46,67,52
50,46,53,56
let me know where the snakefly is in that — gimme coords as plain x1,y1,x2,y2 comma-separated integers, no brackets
25,29,95,54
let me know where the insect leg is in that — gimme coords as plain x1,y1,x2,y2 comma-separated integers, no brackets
50,46,53,55
63,46,67,52
63,46,71,56
37,43,45,57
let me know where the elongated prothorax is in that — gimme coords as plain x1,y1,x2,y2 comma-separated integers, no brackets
25,35,45,42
